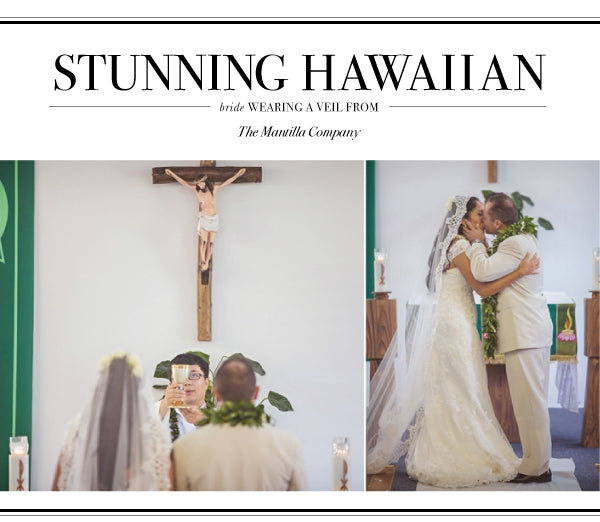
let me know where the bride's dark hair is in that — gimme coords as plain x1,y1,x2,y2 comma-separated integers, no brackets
425,196,479,292
458,197,481,236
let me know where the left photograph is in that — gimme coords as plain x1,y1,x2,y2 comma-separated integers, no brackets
0,160,365,492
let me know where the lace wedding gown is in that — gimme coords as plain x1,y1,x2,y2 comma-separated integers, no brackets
404,238,519,487
54,355,172,491
56,411,172,491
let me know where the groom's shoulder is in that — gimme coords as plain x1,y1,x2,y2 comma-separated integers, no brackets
497,233,526,249
501,232,534,243
499,233,538,251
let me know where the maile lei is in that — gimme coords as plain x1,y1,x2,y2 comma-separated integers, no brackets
481,216,538,359
169,401,268,441
197,400,270,428
169,408,180,443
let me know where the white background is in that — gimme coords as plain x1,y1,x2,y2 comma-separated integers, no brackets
1,7,599,513
0,20,598,159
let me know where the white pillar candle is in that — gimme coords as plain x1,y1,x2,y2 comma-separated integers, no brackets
9,436,29,491
374,250,387,292
332,437,350,491
593,248,600,291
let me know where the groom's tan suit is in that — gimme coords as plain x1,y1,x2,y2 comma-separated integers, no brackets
467,233,553,476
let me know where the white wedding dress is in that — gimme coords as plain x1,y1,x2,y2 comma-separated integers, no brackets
367,197,520,488
404,238,519,487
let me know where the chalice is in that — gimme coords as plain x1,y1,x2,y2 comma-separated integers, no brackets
169,364,191,409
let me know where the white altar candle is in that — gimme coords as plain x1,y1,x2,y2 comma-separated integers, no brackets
9,436,29,491
332,436,350,491
374,249,388,292
593,248,600,291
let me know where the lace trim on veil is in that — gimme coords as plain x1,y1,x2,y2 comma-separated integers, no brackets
366,196,468,475
56,357,172,491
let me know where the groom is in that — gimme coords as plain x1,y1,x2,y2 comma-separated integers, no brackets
463,192,553,484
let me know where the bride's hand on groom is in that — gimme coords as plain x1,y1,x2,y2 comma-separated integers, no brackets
462,220,486,243
518,252,540,276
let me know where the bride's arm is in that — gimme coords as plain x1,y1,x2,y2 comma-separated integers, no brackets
453,251,539,299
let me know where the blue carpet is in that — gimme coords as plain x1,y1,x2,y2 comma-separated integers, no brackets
390,408,599,491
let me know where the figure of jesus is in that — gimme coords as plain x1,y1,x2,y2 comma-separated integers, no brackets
165,168,246,273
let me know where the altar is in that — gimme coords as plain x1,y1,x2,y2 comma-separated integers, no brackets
476,292,579,440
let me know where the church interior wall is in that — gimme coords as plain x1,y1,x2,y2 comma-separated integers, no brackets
374,160,599,409
31,160,365,491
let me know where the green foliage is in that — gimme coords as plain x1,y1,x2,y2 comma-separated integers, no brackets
228,353,265,375
511,191,523,211
265,391,294,412
481,216,539,359
153,360,170,383
197,400,269,428
481,190,554,232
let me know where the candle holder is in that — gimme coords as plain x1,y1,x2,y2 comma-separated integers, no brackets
332,436,350,491
9,436,29,491
374,249,388,293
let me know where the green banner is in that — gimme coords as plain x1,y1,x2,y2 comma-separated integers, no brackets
0,161,34,491
365,160,375,299
476,301,577,361
551,303,578,358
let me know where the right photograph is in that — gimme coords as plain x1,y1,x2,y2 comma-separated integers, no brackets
365,160,599,492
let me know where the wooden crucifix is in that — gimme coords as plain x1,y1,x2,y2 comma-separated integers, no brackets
488,160,498,183
153,161,262,341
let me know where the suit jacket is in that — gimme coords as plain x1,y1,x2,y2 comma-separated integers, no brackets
466,233,553,354
172,423,307,491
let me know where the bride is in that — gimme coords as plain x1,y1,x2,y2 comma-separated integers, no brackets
52,353,172,491
367,195,540,488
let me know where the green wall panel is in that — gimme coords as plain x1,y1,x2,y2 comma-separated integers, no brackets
0,161,34,491
365,160,375,299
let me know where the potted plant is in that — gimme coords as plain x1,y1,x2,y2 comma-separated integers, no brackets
482,190,553,230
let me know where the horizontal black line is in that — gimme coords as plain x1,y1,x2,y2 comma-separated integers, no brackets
2,16,600,19
389,105,547,108
1,19,600,25
49,105,211,108
0,508,598,513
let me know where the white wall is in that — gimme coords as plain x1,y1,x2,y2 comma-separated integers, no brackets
32,160,365,491
375,160,599,408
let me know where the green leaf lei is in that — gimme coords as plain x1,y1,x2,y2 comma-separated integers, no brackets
197,400,270,428
481,216,538,359
169,408,180,442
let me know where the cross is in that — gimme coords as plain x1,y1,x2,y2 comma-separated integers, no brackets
488,160,498,183
153,161,262,341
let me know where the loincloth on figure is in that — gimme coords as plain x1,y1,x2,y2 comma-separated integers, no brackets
197,212,219,234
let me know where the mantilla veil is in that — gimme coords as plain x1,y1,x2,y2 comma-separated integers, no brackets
55,353,171,491
366,196,469,474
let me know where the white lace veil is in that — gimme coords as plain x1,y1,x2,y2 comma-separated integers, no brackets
58,354,171,491
366,196,469,474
